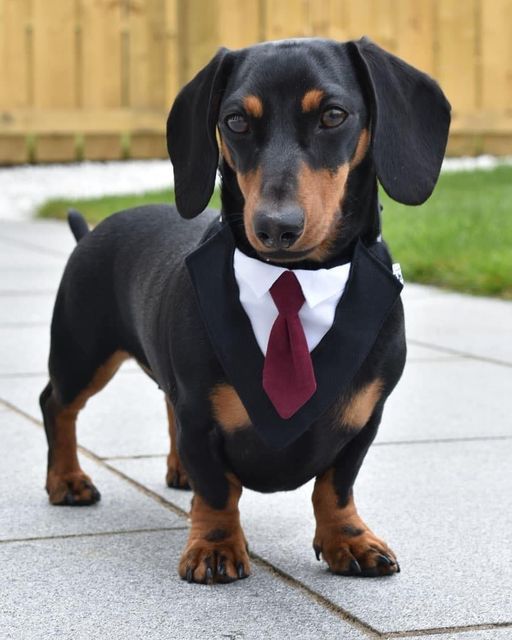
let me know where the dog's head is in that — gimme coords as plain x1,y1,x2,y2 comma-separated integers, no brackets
167,38,450,263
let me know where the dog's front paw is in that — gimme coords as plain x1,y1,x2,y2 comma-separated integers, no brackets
179,530,250,584
46,469,101,506
313,525,399,577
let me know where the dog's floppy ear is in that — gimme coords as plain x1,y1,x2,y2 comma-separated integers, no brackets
350,37,451,205
167,48,232,218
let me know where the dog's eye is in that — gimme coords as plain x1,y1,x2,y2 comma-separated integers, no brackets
225,114,249,134
320,107,348,128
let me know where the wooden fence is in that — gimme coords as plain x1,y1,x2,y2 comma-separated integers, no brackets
0,0,511,164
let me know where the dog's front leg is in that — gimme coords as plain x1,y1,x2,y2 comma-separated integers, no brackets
312,412,399,577
176,417,250,584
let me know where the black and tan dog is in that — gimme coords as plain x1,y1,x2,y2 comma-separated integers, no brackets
40,37,450,584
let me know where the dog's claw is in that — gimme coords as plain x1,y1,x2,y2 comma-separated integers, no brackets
236,562,246,579
377,554,393,567
205,565,214,583
87,484,101,502
349,558,362,575
217,557,226,577
186,567,193,583
313,544,321,561
63,491,75,506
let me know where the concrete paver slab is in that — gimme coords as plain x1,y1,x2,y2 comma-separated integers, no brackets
405,291,512,364
110,438,512,634
406,343,459,362
0,293,55,325
77,369,169,458
0,239,65,269
0,266,63,293
0,219,74,255
0,368,169,458
0,410,183,541
378,358,512,443
401,282,449,302
0,325,50,374
0,530,367,640
0,374,49,418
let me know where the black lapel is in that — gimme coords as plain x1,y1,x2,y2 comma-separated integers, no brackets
186,224,403,450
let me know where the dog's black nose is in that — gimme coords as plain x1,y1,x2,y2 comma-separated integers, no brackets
253,207,304,250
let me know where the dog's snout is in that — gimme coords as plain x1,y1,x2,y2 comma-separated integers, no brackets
253,207,304,250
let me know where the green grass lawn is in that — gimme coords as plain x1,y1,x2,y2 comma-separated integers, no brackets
38,166,512,299
381,166,512,299
38,189,221,224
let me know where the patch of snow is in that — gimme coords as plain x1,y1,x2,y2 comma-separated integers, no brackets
0,160,173,221
442,155,512,172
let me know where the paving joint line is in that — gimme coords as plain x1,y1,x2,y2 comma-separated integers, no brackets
383,620,512,638
0,526,188,545
2,395,512,639
0,322,48,328
0,372,49,379
374,435,512,447
408,339,512,369
103,453,167,461
406,357,462,363
0,289,57,296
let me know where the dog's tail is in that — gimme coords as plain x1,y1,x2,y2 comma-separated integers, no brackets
67,209,90,243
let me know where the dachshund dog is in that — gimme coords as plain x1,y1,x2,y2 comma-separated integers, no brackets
40,37,450,584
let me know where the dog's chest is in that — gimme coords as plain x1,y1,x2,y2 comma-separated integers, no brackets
214,383,382,491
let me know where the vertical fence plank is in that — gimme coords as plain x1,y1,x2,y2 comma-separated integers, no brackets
309,0,346,40
481,0,512,116
32,0,78,108
368,0,397,52
180,0,220,81
342,0,373,40
163,0,179,109
436,0,478,115
342,0,397,48
0,0,32,109
394,0,435,75
217,0,261,49
129,0,168,109
79,0,123,109
263,0,311,40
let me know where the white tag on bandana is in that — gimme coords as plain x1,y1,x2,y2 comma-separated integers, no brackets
392,263,404,285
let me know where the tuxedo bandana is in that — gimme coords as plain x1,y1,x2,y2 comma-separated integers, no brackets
186,223,403,450
262,271,317,418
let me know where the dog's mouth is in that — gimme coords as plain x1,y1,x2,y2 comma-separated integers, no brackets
256,247,315,263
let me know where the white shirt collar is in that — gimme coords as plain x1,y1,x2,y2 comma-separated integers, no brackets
233,249,351,309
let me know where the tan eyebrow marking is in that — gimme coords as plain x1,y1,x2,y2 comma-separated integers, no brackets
350,128,370,169
243,95,263,118
301,89,325,112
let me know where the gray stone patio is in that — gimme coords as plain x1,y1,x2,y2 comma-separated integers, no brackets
1,218,511,639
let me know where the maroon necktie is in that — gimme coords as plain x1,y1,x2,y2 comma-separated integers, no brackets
262,271,317,418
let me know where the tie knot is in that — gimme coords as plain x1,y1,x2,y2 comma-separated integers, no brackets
269,271,305,315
